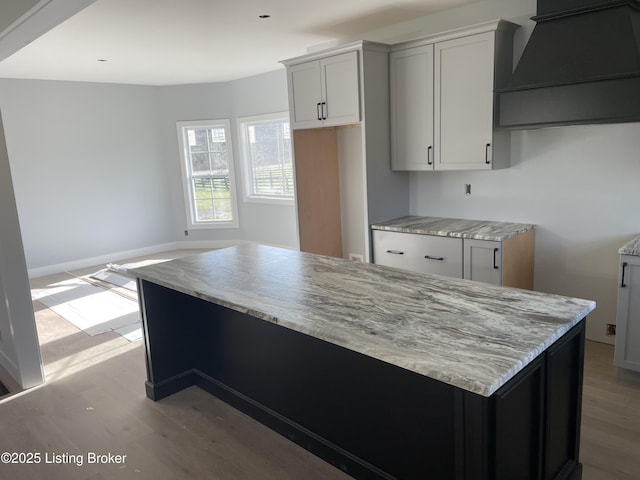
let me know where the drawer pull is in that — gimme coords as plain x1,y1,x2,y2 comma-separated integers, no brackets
424,255,445,261
621,262,628,288
386,250,404,255
493,248,499,270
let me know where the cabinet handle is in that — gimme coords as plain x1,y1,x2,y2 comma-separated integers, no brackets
425,255,444,261
485,143,491,165
322,102,327,120
427,145,433,165
493,248,499,269
386,250,404,255
316,103,322,121
621,262,628,287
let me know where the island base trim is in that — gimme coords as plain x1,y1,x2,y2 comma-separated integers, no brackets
146,367,397,480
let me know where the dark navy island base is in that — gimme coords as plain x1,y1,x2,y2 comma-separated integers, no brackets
137,282,586,479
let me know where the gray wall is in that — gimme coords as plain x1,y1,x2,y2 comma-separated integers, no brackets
0,79,174,270
157,69,297,249
0,69,297,275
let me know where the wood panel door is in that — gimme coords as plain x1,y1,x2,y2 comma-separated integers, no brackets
293,128,343,258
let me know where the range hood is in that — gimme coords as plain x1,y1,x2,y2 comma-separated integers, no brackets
496,0,640,129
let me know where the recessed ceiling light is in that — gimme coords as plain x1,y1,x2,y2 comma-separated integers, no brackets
258,14,271,19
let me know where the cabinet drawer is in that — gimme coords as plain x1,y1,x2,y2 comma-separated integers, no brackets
372,230,463,278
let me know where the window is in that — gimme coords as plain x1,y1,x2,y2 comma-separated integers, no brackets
237,113,294,204
177,120,239,228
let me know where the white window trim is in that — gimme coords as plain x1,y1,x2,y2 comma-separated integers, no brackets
176,119,240,229
236,112,295,206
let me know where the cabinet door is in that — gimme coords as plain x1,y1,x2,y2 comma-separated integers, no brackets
390,45,435,171
321,51,360,127
435,32,494,170
464,239,502,285
288,61,323,129
615,256,640,371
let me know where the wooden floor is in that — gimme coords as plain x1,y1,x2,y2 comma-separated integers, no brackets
0,250,639,479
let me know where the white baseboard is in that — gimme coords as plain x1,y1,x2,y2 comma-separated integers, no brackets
172,239,247,250
27,239,297,279
28,242,179,278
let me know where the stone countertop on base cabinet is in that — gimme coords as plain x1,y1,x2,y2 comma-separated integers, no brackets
619,236,640,256
370,215,534,242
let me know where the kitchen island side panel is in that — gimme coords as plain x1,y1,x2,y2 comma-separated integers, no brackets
139,279,585,480
140,280,459,479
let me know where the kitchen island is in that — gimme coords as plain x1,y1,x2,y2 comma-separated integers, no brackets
132,244,595,480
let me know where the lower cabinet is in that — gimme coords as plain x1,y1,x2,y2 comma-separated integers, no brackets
615,255,640,372
373,229,534,289
492,322,585,480
372,230,462,278
464,239,502,285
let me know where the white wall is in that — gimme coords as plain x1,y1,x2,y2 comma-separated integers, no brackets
410,124,640,343
0,109,43,389
0,79,175,271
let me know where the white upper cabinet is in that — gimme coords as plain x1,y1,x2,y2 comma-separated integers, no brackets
435,33,494,170
390,20,518,171
288,61,323,129
390,44,435,171
286,50,360,130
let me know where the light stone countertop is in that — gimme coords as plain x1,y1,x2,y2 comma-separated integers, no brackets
619,236,640,256
371,215,534,241
131,244,595,397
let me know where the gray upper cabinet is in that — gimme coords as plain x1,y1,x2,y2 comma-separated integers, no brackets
286,51,360,130
390,20,518,171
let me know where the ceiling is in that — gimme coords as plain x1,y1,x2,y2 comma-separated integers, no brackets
0,0,481,86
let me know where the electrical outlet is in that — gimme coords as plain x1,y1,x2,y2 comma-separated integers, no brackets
349,253,364,262
606,323,616,336
184,230,189,236
465,184,471,195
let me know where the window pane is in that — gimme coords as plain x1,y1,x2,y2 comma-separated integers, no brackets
178,120,237,227
210,127,226,143
242,118,293,198
192,177,232,222
187,128,210,152
191,152,210,175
